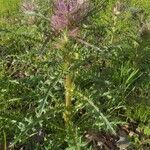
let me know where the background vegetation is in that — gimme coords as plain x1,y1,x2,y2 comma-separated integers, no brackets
0,0,150,149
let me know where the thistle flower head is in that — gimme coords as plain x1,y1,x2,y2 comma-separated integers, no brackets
113,1,126,16
22,0,38,14
51,0,90,32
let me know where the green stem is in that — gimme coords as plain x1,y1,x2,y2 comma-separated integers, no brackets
62,49,73,125
61,32,73,125
65,74,72,108
64,69,73,125
110,15,117,44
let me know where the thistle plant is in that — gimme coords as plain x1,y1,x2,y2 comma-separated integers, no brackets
1,0,150,149
51,0,89,32
21,0,38,25
51,0,90,125
22,0,38,13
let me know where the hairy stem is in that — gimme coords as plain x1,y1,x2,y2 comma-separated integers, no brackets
65,74,72,108
62,53,73,124
110,15,117,44
64,72,73,125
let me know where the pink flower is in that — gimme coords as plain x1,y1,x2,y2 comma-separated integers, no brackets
51,0,90,32
51,14,69,31
21,1,38,25
22,1,38,14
